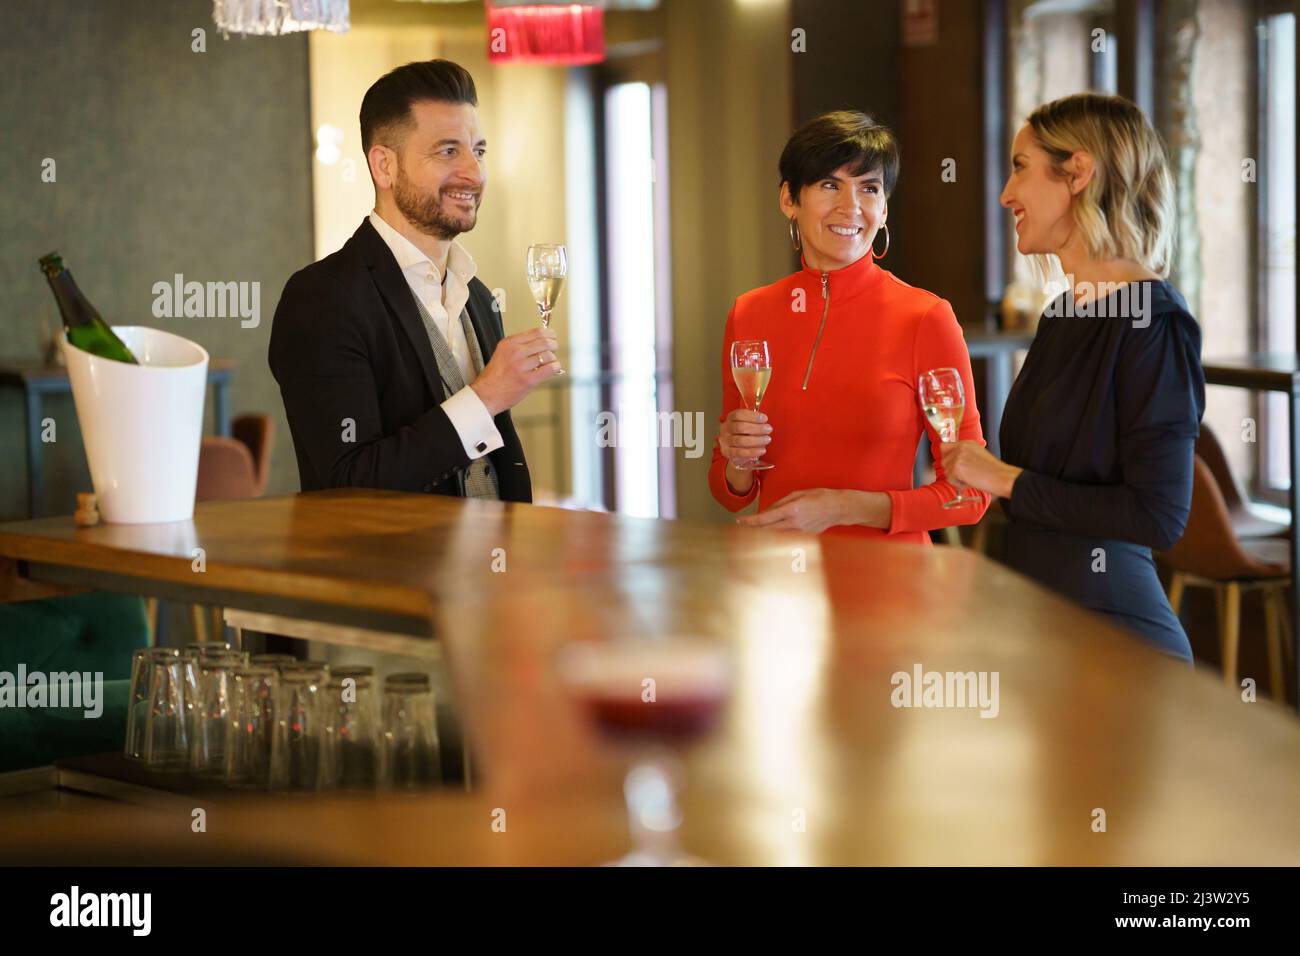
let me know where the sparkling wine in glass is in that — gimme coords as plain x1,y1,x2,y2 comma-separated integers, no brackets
556,638,733,866
527,244,567,377
919,367,981,508
525,244,566,327
730,339,774,471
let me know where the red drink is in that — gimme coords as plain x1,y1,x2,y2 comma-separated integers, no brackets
557,639,732,744
582,693,726,742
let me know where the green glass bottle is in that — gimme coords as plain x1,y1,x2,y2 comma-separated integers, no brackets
39,252,138,364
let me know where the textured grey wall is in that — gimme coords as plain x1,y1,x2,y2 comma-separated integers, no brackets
0,0,313,519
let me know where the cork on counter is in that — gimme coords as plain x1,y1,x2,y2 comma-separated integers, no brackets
74,492,99,527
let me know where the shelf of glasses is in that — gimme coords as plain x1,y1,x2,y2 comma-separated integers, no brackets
222,608,444,660
55,753,256,808
0,756,226,811
45,753,464,807
1,757,470,820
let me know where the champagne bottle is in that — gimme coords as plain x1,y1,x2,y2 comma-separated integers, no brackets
38,252,138,364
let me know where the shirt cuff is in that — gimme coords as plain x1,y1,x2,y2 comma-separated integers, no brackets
723,474,759,501
885,489,904,535
442,386,504,460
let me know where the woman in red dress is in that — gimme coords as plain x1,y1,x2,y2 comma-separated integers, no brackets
710,111,991,542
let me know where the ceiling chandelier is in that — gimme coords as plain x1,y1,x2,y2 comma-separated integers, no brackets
211,0,351,36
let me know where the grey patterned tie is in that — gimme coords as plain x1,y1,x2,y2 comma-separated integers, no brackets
411,293,500,500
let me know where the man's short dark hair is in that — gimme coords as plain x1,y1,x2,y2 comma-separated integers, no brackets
779,110,900,201
359,59,478,153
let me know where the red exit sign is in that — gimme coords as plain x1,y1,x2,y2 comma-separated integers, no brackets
903,0,939,47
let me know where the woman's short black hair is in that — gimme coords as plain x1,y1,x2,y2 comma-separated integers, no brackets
779,110,900,201
360,59,478,152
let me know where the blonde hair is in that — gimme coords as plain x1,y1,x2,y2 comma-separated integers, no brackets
1025,92,1175,279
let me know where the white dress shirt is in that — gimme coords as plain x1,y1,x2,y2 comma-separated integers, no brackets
368,210,503,461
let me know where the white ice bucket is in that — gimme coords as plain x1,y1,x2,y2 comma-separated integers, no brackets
62,326,209,524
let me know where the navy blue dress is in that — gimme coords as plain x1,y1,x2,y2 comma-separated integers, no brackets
998,281,1206,660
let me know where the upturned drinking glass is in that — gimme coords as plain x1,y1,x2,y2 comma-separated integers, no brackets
188,652,249,778
383,673,441,790
272,664,328,791
143,653,190,771
125,647,181,761
182,646,246,754
320,666,382,790
223,666,279,789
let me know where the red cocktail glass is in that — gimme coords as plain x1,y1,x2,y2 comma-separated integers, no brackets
556,638,733,866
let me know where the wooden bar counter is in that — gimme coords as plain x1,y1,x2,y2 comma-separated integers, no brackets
1,489,1298,865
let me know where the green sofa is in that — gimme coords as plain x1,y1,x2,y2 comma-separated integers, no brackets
0,592,148,772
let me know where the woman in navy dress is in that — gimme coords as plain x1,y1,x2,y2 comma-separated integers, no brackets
941,93,1205,661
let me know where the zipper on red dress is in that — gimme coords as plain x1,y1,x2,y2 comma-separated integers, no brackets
802,271,830,390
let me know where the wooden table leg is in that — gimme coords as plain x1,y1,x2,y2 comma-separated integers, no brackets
0,556,86,604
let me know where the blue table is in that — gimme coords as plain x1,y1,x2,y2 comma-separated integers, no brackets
0,358,234,518
964,329,1036,457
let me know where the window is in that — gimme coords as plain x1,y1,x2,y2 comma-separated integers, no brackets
1004,0,1121,295
563,61,673,518
1259,6,1297,497
604,81,669,518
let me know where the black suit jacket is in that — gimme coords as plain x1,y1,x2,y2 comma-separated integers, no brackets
268,218,532,502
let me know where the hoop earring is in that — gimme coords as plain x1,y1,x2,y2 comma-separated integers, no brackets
788,216,802,252
871,223,890,260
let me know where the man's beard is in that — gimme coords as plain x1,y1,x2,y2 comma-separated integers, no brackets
392,162,479,241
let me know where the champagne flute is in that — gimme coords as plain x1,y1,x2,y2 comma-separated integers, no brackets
918,367,981,508
730,339,774,471
526,243,566,377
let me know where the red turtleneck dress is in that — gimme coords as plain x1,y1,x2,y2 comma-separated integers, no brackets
708,254,991,543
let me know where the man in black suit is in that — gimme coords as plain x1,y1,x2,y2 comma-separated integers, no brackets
269,60,561,503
